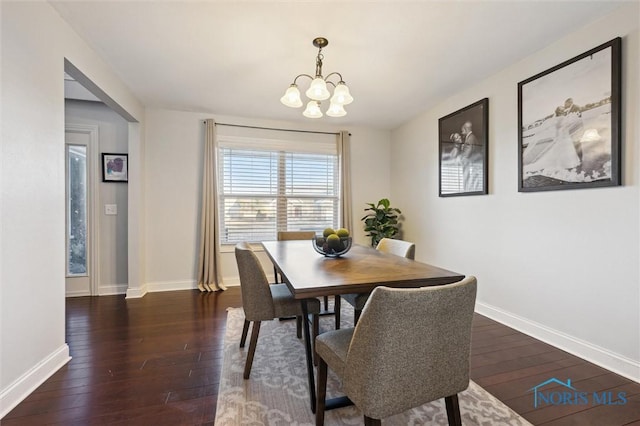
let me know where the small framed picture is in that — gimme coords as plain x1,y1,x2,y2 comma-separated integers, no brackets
518,37,621,192
438,98,489,197
102,153,128,182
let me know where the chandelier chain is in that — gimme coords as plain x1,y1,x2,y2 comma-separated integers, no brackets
315,50,324,78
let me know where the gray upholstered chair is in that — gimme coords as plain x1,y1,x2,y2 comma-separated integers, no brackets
235,242,321,379
315,276,477,426
277,230,317,240
340,237,416,323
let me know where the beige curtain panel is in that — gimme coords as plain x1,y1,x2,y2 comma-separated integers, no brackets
197,119,226,292
338,130,353,232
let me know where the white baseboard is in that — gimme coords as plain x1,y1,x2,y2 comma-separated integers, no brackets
146,280,198,293
0,344,71,419
476,301,640,383
66,284,128,297
65,289,90,297
144,279,239,293
98,283,128,296
125,284,147,299
222,276,240,287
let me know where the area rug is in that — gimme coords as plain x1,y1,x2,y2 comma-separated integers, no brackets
215,306,532,425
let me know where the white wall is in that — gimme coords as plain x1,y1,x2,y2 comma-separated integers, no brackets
144,108,391,290
391,4,639,381
0,2,144,417
65,100,129,294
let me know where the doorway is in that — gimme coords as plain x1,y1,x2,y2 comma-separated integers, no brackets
65,125,99,296
64,59,140,298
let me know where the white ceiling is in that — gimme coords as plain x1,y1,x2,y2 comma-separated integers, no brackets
51,1,624,130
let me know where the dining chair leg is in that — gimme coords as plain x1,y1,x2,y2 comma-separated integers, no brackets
312,313,319,366
296,316,302,338
315,358,328,426
334,295,341,330
444,394,462,426
243,320,261,380
300,300,317,412
240,319,250,348
364,416,381,426
323,295,329,310
273,266,279,283
354,308,361,325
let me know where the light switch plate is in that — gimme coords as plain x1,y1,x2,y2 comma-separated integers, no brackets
105,204,117,215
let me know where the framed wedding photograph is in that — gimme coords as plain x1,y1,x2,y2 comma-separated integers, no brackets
102,153,128,182
518,37,621,192
438,98,489,197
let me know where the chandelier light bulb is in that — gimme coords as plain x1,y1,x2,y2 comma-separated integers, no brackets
306,77,330,101
303,101,323,118
330,82,353,106
326,102,347,117
280,85,303,108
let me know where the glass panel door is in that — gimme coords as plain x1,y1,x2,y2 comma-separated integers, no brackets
67,144,88,276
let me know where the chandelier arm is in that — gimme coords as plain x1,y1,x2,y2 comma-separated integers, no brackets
292,74,314,85
324,72,344,83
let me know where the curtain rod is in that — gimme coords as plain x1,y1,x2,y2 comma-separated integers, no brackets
207,121,349,136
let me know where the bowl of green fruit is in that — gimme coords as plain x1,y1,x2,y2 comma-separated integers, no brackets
313,228,352,257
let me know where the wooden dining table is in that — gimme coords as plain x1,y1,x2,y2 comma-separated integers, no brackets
262,239,465,413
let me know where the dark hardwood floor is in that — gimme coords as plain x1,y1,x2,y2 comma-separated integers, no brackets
3,287,639,425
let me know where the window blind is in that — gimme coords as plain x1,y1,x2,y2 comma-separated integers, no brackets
218,134,339,244
440,162,465,195
440,161,484,194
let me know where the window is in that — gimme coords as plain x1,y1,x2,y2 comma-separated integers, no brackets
441,160,484,194
66,144,88,275
440,161,464,194
218,133,339,244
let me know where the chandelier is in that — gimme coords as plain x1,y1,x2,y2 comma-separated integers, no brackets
280,37,353,118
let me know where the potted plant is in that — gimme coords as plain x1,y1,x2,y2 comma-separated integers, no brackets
361,198,402,247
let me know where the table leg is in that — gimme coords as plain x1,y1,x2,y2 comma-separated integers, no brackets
301,299,316,413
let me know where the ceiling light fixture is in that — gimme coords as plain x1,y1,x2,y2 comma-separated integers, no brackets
280,37,353,118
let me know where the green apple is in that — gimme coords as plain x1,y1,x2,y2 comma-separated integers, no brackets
336,228,350,238
326,234,342,250
322,228,336,238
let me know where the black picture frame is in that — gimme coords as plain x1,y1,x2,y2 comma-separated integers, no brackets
102,153,128,182
438,98,489,197
518,37,621,192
